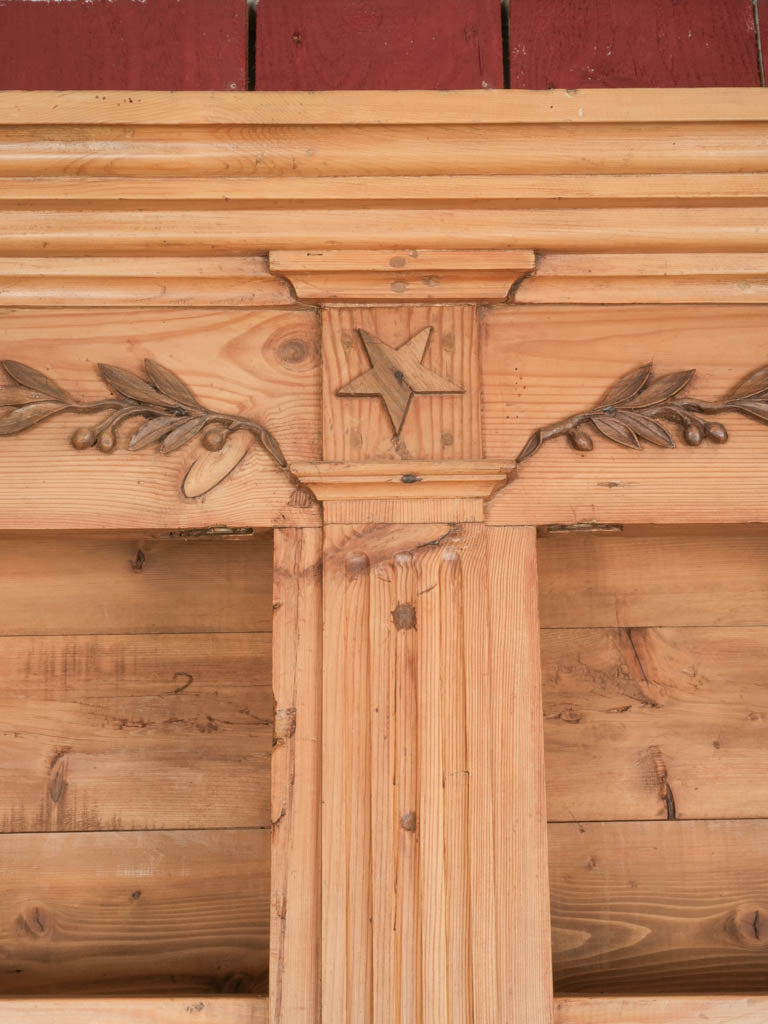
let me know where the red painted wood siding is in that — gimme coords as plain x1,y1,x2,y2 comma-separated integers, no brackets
0,0,247,90
508,0,762,88
254,0,504,89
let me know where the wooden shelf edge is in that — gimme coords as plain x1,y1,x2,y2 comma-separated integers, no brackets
0,997,268,1022
291,459,517,501
555,995,768,1023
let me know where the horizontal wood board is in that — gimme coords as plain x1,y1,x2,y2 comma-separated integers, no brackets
485,306,768,525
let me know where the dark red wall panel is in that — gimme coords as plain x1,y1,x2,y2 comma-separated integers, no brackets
508,0,761,88
0,0,247,91
255,0,503,90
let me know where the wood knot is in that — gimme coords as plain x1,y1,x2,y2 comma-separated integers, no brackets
16,904,53,940
392,604,417,631
729,906,768,947
277,338,308,365
400,811,417,832
346,552,369,577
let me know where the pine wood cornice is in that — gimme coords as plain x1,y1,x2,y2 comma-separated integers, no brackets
2,89,768,271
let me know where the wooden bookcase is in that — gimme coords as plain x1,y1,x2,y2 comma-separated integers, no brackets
0,89,767,1022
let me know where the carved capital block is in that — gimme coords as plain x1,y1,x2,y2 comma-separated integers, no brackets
323,305,481,463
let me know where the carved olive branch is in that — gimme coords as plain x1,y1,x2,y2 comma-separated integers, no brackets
0,358,302,499
517,362,768,465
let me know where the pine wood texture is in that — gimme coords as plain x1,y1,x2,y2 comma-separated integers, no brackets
537,525,768,627
270,250,534,303
549,820,768,995
0,533,273,635
0,829,268,996
0,998,268,1023
321,521,552,1023
271,529,322,1024
3,92,768,260
254,0,503,90
516,253,768,305
0,309,321,530
0,632,270,832
322,306,480,463
555,996,768,1023
0,258,294,307
484,306,768,525
508,0,761,88
294,460,513,504
542,626,768,822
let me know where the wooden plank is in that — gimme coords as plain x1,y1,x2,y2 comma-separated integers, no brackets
555,996,768,1023
488,526,553,1020
0,257,293,307
0,1,246,91
321,521,551,1022
322,306,481,463
270,528,322,1024
4,124,768,178
0,632,270,833
542,626,768,822
549,820,768,995
0,309,320,530
3,89,768,124
0,534,273,635
4,207,768,257
7,175,768,203
0,998,268,1023
255,0,503,90
537,526,768,627
508,0,761,88
0,829,268,996
484,306,768,525
517,252,768,305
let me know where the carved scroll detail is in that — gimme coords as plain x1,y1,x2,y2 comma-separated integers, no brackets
0,359,295,499
517,362,768,466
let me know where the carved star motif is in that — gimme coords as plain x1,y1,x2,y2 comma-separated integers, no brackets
336,327,464,434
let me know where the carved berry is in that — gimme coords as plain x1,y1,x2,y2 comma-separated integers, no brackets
684,423,704,446
70,426,96,450
567,429,594,452
97,429,117,453
706,422,728,443
202,427,227,451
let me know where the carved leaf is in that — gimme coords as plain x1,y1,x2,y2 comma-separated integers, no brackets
160,415,207,454
623,370,695,409
0,386,45,406
590,414,641,449
598,363,652,408
516,429,543,463
128,415,181,451
256,425,288,468
735,398,768,423
98,364,176,408
0,361,72,404
144,360,202,409
182,431,253,499
615,409,674,447
727,364,768,401
0,401,64,435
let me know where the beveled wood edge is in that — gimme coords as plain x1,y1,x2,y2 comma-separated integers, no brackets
0,997,268,1022
554,995,768,1023
3,88,768,124
291,459,516,502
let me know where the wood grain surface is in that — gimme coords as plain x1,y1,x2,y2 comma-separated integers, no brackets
0,309,321,530
0,998,268,1024
549,820,768,994
555,996,768,1023
0,534,273,635
0,829,269,996
484,306,768,525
